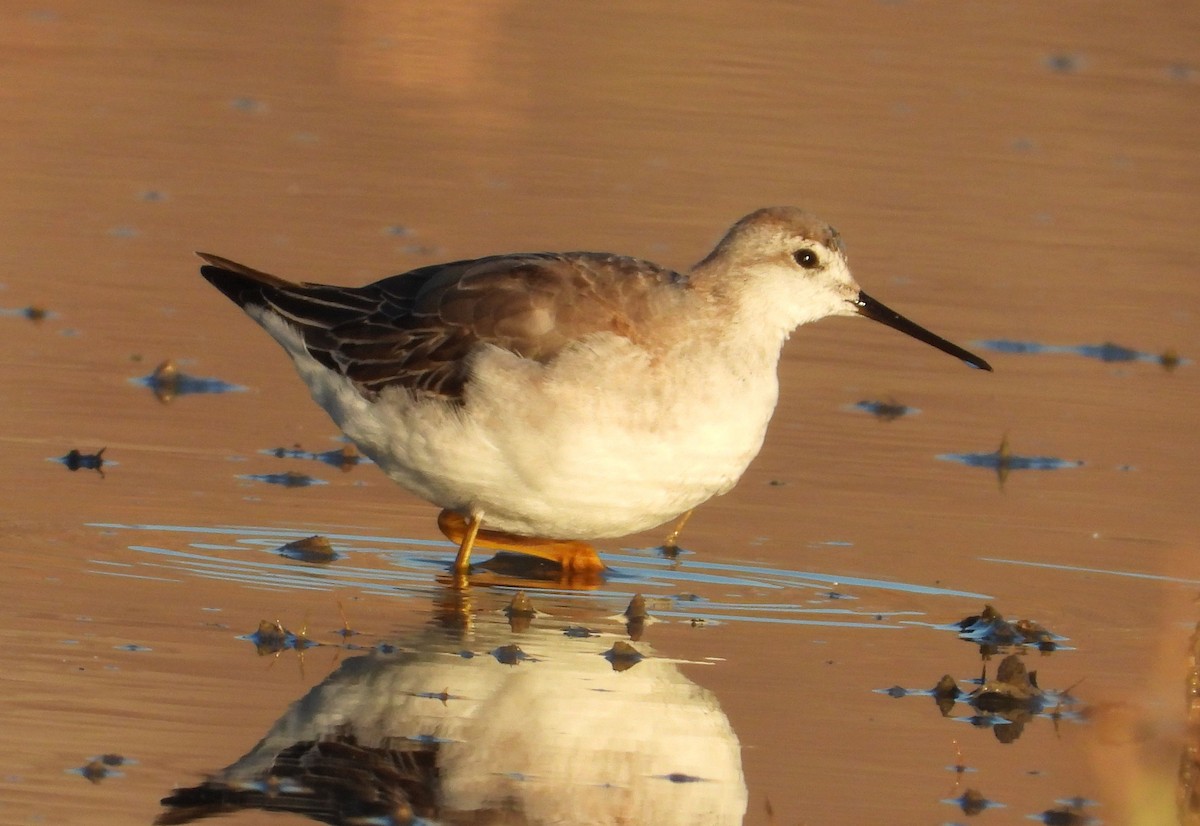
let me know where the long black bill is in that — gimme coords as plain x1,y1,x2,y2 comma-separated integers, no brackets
854,292,993,371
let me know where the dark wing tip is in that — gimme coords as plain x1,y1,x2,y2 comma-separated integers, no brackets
197,252,294,308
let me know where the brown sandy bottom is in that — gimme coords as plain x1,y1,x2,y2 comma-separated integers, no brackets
2,1,1199,824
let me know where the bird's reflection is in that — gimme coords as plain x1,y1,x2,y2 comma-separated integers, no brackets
158,592,747,825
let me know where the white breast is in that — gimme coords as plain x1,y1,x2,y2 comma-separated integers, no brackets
279,319,782,540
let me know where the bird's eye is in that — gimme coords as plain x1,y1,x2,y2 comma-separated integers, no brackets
792,248,820,270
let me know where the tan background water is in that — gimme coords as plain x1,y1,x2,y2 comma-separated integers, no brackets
2,2,1199,824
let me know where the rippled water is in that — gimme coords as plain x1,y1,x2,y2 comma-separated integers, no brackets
2,2,1198,825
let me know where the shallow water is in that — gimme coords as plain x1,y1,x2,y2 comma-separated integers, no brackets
2,2,1199,824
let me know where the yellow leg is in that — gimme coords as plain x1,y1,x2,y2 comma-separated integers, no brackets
663,509,694,550
438,509,604,574
452,511,483,575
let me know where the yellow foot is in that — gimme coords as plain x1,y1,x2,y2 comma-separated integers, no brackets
437,510,605,575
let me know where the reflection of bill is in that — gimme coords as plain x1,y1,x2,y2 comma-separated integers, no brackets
159,611,747,825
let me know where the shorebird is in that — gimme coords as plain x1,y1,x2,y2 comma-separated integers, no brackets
199,207,991,578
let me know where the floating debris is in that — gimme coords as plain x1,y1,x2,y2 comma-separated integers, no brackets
505,591,536,633
1044,52,1086,74
933,674,963,715
277,535,338,564
604,641,645,672
132,359,245,403
974,338,1189,369
56,448,107,475
943,787,1002,815
939,434,1083,488
953,604,1064,652
625,594,649,620
886,653,1083,743
240,471,327,488
852,398,917,421
242,620,315,655
78,759,115,783
625,593,649,641
73,753,133,784
263,443,366,470
660,772,704,783
1,304,57,321
563,626,597,638
230,96,267,114
970,655,1041,713
877,673,961,716
1032,799,1096,825
505,592,536,617
492,644,530,666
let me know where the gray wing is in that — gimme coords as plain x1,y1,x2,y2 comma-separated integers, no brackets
199,251,690,402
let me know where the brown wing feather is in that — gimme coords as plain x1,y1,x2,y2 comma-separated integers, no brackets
198,251,690,402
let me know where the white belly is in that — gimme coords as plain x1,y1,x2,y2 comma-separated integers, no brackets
281,321,780,539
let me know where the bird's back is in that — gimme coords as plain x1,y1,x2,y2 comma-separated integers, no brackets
198,251,693,401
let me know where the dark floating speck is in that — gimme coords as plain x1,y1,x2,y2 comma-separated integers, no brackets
241,471,327,488
1167,63,1196,82
56,448,107,475
383,224,413,237
230,96,267,113
661,772,704,784
852,399,917,420
563,626,598,638
131,359,245,403
138,189,168,202
1044,52,1085,73
115,643,152,652
973,338,1189,368
277,535,339,564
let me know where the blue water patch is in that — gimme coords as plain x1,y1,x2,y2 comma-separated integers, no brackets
974,338,1187,367
89,522,993,630
1,305,56,321
130,362,245,401
938,449,1083,473
239,472,328,488
261,445,370,469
